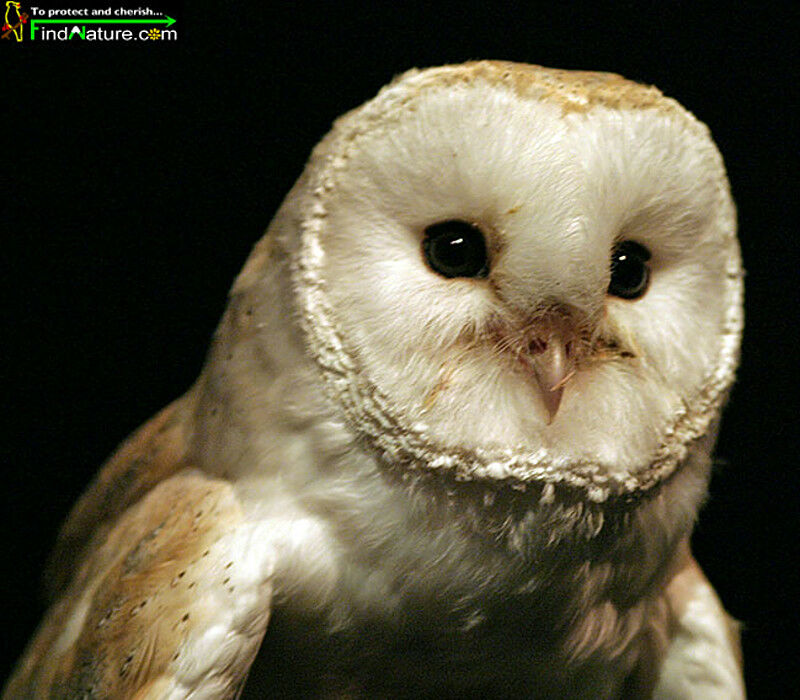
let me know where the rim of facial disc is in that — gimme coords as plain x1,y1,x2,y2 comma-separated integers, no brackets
291,66,744,504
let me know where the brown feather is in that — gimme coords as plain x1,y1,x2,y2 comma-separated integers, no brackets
45,392,197,599
5,469,245,698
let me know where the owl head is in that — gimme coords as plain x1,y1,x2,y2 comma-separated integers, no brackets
256,62,743,505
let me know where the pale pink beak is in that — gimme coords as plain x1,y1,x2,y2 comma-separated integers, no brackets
527,331,574,424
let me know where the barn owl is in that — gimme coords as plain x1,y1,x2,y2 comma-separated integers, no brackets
4,61,745,699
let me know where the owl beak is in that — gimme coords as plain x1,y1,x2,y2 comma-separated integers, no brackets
528,332,574,424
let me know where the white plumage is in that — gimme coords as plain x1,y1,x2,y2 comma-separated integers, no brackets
5,62,744,698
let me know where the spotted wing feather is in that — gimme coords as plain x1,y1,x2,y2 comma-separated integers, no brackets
4,401,274,699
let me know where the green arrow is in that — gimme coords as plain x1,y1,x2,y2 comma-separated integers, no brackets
31,16,176,39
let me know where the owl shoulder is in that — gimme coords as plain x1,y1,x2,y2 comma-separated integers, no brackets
630,540,746,698
44,394,197,599
6,463,274,698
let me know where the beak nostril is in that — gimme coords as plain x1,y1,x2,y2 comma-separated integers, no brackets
528,338,547,355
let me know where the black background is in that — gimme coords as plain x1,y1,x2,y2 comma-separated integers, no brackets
3,2,798,695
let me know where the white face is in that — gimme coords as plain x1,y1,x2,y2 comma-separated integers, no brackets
295,66,741,496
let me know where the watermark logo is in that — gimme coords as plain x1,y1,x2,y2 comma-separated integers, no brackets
2,2,29,41
4,4,180,42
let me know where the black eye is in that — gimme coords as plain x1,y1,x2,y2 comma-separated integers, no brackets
422,220,489,278
608,240,651,299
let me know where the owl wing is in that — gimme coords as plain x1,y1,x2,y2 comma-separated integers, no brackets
4,398,275,699
43,395,195,599
632,541,746,699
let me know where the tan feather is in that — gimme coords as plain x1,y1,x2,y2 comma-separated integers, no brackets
4,469,260,697
45,393,197,599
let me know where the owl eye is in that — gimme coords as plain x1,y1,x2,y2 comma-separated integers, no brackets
608,240,651,299
422,220,489,278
